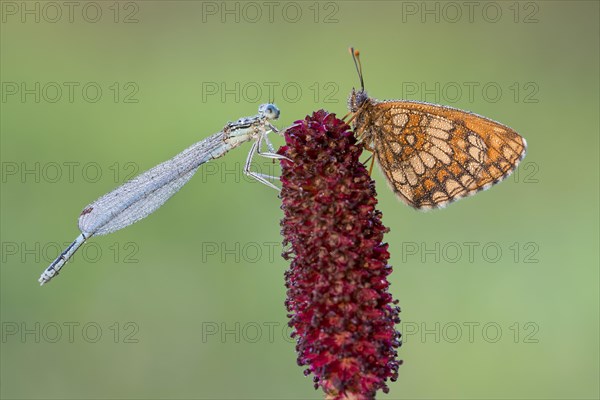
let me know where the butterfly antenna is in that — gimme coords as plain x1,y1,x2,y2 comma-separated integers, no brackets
349,47,365,91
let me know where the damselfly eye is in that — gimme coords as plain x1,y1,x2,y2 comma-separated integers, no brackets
259,103,280,120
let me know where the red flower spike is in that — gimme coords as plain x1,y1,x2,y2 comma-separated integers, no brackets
278,110,401,399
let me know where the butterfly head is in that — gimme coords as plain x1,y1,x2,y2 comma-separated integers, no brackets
348,88,369,113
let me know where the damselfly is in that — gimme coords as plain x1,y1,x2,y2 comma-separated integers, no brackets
38,104,283,285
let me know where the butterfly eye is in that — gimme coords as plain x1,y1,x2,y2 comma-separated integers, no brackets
348,89,358,112
348,89,368,113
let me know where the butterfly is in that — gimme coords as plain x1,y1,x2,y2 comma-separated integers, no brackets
347,48,527,210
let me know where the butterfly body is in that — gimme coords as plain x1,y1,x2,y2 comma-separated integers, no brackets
348,88,527,210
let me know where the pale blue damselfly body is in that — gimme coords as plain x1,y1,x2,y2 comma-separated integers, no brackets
38,104,283,285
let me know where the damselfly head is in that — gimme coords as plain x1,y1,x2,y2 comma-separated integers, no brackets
259,103,280,120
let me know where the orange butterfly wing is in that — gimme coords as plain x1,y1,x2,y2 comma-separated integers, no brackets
363,100,527,209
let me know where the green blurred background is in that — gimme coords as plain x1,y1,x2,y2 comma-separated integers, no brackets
1,1,598,399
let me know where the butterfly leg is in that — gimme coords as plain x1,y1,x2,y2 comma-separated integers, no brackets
341,111,353,121
368,155,376,176
359,151,376,175
359,139,377,175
